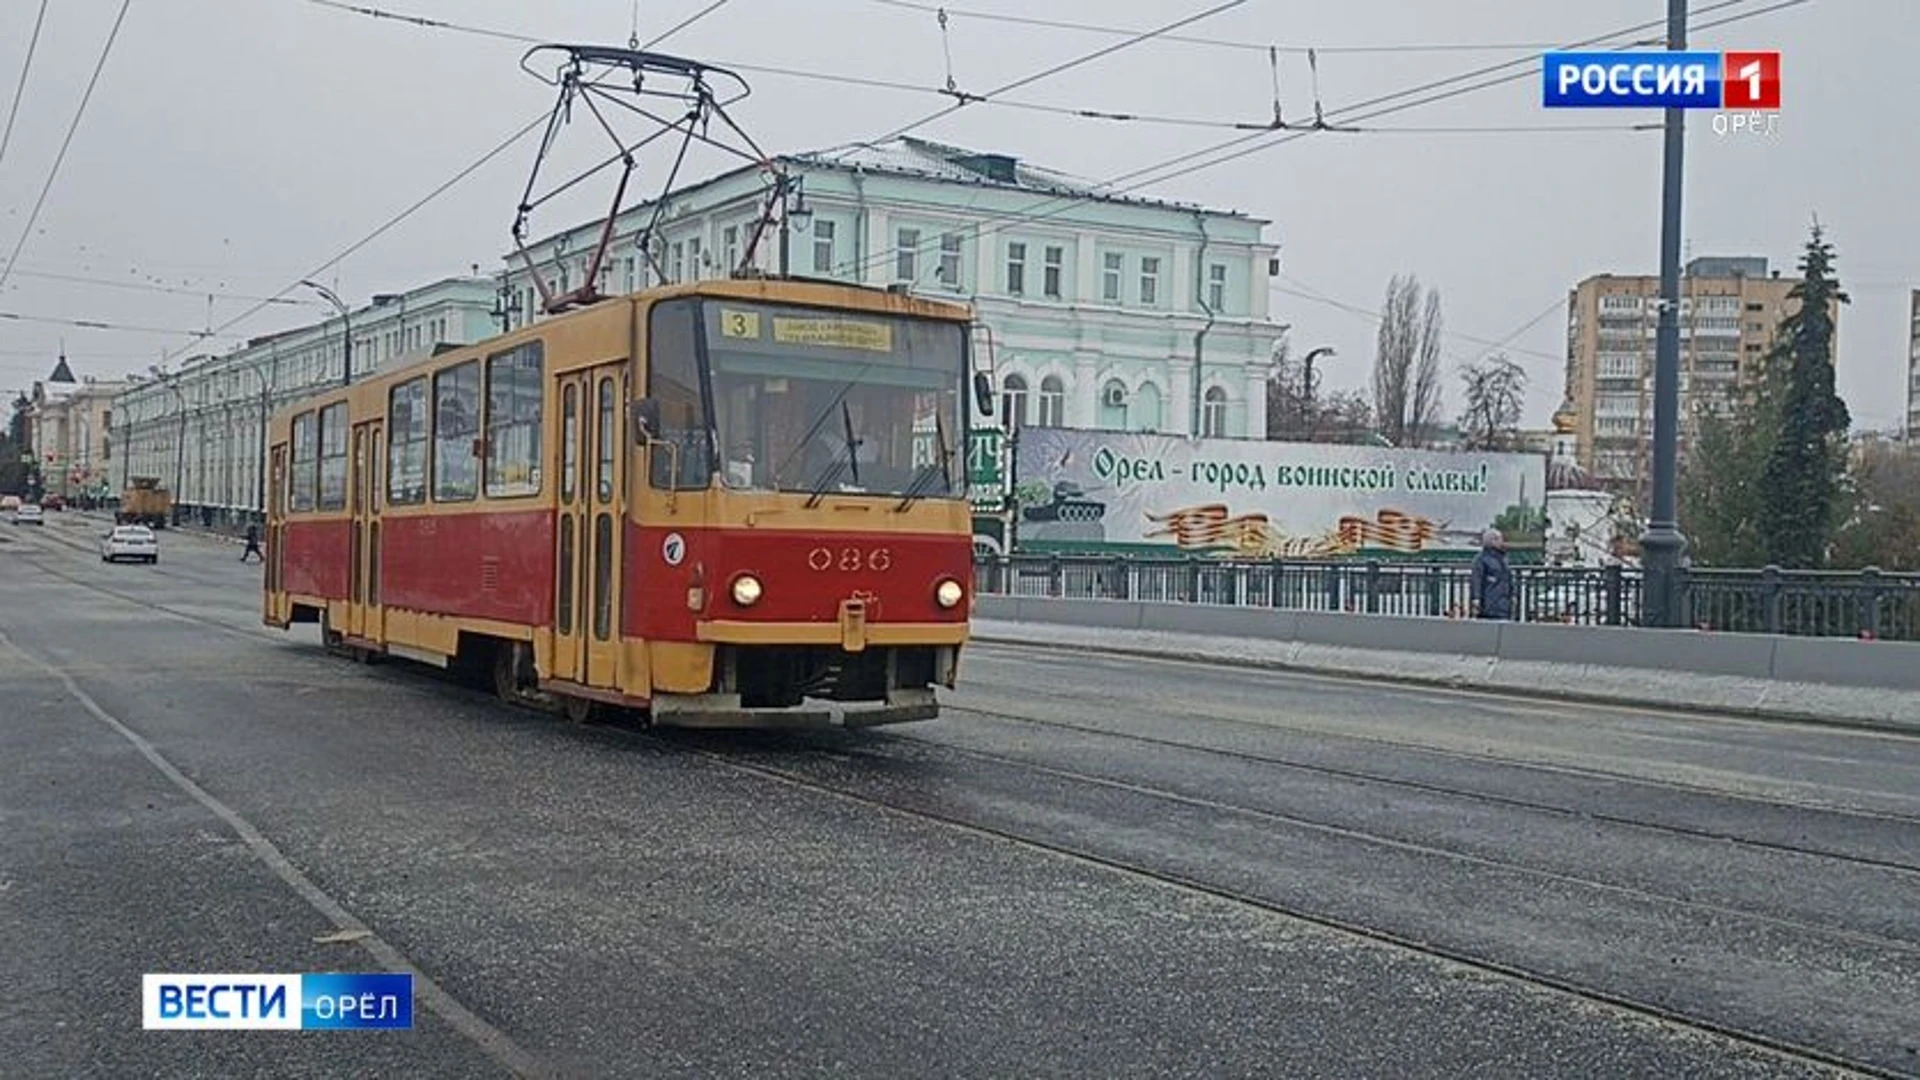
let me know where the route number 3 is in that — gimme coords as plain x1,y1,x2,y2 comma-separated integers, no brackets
720,310,760,339
808,546,891,572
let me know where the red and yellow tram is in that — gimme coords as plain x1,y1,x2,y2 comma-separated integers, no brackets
263,278,985,726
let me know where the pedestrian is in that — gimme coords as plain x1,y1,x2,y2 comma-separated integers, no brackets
241,523,264,563
1470,527,1513,620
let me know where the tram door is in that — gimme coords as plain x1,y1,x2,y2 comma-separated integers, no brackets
345,421,385,642
553,364,626,688
265,443,288,625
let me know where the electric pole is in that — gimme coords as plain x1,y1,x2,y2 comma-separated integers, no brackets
1639,0,1689,627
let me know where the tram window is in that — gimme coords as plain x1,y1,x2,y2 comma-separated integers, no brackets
596,376,615,503
561,384,578,505
557,515,575,633
290,412,317,512
433,361,481,502
387,378,428,505
317,403,347,511
593,512,613,641
646,299,713,489
485,341,543,498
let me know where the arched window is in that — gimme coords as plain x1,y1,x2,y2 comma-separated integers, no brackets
1038,376,1066,427
1000,374,1028,431
1132,382,1163,432
1098,378,1128,430
1202,386,1229,438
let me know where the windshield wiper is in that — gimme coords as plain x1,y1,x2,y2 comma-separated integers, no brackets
894,406,954,511
804,403,864,508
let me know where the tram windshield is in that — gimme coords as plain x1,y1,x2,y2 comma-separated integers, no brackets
646,297,967,498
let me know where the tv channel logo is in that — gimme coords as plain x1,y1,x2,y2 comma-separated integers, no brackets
1542,51,1781,110
143,973,413,1030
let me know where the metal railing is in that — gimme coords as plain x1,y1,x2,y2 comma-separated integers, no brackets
974,553,1920,641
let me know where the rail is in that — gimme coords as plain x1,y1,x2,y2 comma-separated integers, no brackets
972,554,1920,641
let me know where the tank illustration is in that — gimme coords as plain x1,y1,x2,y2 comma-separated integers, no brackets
1021,480,1107,523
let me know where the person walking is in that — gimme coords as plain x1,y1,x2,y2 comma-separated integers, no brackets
1470,527,1513,620
241,523,264,563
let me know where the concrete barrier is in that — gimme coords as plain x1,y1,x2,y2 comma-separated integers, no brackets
969,595,1920,732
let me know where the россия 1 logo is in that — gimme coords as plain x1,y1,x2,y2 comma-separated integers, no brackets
1542,50,1781,136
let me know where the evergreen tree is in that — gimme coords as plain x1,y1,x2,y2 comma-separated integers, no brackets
1756,221,1850,567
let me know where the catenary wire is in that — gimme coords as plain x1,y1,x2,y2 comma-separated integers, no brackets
0,0,52,175
0,0,133,293
829,0,1790,280
5,267,319,306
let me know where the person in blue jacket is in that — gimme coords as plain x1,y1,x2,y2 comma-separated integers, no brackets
1470,528,1514,620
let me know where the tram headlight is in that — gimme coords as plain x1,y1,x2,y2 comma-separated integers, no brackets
935,578,965,609
730,574,763,607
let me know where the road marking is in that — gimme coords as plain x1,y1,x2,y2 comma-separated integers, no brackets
0,628,547,1078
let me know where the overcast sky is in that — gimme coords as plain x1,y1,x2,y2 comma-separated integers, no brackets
1,0,1912,431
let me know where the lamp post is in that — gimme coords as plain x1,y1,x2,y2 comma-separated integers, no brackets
248,348,278,523
1300,346,1335,441
1638,0,1690,628
776,172,811,278
301,280,353,387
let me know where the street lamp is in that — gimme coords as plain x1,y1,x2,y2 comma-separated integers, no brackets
301,280,353,387
775,172,810,278
1638,0,1690,627
1300,346,1335,441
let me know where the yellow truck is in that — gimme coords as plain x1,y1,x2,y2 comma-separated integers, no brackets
118,477,172,528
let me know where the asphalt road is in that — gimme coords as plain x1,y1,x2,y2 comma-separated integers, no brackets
2,511,1915,1078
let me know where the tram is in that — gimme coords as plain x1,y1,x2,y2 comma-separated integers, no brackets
263,277,990,727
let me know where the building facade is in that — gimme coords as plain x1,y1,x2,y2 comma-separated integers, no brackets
1562,256,1839,502
1908,288,1919,441
501,137,1286,440
115,276,497,525
23,357,126,503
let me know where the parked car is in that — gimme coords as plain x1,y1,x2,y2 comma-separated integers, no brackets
101,524,159,563
41,494,64,511
13,503,44,525
0,495,20,511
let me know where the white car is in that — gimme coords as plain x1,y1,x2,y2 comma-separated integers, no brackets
101,524,159,563
13,503,44,525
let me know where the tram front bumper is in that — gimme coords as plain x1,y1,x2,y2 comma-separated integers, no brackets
649,687,939,730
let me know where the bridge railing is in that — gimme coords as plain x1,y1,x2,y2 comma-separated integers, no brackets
972,554,1919,641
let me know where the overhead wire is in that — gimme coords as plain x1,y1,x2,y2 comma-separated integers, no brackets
0,0,52,175
153,0,729,362
0,309,248,338
3,267,320,306
869,0,1249,143
0,0,133,293
828,0,1789,280
1274,280,1566,365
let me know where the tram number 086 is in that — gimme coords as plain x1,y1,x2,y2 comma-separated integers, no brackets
808,546,891,572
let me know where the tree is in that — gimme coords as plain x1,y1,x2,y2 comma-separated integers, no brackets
1372,274,1444,448
1679,387,1779,566
1756,220,1851,567
1457,352,1528,451
1831,439,1920,571
1267,338,1378,443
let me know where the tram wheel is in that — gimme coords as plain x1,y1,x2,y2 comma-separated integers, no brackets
561,695,597,725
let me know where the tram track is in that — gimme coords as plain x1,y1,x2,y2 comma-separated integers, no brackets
937,694,1920,877
657,731,1909,1080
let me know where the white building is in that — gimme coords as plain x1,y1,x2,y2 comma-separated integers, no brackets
115,276,497,525
503,137,1287,439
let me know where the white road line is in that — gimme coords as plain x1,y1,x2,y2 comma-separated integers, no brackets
0,628,547,1078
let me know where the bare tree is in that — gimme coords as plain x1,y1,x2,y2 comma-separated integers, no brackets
1457,352,1528,450
1269,336,1378,443
1372,274,1445,447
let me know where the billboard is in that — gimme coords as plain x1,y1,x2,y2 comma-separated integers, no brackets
1011,428,1547,559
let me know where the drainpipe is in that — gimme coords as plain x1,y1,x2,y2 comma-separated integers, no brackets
1191,211,1216,437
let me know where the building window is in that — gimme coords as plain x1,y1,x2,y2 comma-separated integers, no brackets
1100,379,1128,428
432,361,480,502
1207,264,1227,311
939,233,963,289
723,226,738,276
484,341,543,497
896,227,920,281
1202,386,1228,437
1043,246,1063,299
1006,242,1026,295
1140,257,1161,306
290,411,316,512
1000,374,1028,430
813,220,836,274
671,241,685,283
1038,376,1065,427
1102,252,1123,302
687,236,703,279
317,402,348,510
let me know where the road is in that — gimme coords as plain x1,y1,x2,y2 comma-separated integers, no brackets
3,511,1916,1078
